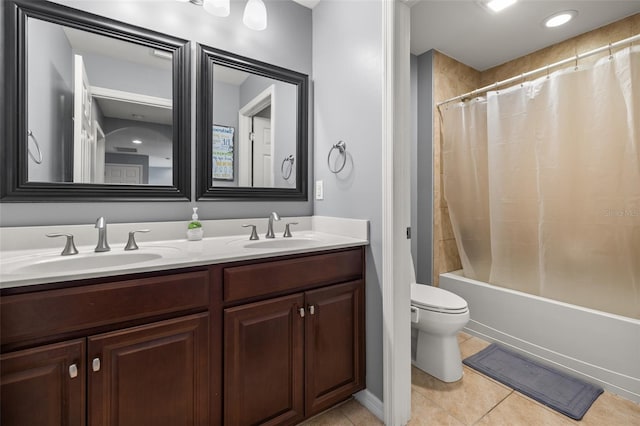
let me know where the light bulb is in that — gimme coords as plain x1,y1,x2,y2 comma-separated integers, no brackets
203,0,230,17
243,0,267,31
544,11,577,28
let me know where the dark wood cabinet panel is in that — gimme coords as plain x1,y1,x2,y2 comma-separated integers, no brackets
304,280,365,416
88,313,210,426
224,294,305,426
2,270,209,349
1,339,86,426
1,246,365,426
223,249,363,303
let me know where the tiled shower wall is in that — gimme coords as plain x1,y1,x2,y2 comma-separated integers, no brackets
432,13,640,286
432,53,480,285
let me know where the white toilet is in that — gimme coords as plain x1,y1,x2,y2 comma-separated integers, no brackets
410,267,469,382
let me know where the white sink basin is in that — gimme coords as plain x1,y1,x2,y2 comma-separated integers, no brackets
6,251,164,275
235,238,320,250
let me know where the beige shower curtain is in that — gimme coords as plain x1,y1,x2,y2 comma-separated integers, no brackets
442,45,640,319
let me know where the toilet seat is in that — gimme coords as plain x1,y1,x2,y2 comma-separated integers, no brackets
411,283,468,314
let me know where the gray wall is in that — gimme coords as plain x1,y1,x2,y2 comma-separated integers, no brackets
411,55,418,273
1,0,312,226
212,80,241,187
313,0,384,401
415,50,434,284
27,17,74,183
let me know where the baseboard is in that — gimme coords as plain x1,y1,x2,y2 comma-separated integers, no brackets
354,389,384,421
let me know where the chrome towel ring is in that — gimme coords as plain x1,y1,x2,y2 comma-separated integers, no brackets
28,130,43,164
327,140,347,174
281,155,295,180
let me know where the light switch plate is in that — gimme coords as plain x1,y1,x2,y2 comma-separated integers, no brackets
315,180,324,200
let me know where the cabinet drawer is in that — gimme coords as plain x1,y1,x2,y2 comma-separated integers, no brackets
1,270,209,347
223,248,363,303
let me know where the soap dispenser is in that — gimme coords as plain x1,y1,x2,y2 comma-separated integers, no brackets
186,207,204,241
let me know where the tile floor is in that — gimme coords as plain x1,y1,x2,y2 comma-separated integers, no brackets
303,332,640,425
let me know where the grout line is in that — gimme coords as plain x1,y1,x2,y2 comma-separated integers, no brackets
472,390,514,425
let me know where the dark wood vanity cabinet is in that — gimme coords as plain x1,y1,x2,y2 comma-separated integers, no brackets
1,339,86,426
1,246,366,426
88,313,209,426
1,270,211,426
221,248,366,425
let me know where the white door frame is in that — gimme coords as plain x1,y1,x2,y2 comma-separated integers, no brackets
73,54,92,183
382,1,412,425
93,120,105,184
238,85,275,186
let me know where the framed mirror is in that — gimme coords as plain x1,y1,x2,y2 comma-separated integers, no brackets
196,43,308,200
1,0,191,201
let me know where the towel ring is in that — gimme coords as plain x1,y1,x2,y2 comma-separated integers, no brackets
327,140,347,174
281,155,294,180
28,130,43,164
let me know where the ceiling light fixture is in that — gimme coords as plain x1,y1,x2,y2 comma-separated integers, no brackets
132,139,143,145
485,0,517,13
178,0,267,31
243,0,268,31
544,10,578,28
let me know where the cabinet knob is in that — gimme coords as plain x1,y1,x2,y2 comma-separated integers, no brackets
69,363,78,379
298,307,305,318
92,357,101,372
308,305,315,315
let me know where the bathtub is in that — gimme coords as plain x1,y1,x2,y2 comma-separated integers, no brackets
440,270,640,403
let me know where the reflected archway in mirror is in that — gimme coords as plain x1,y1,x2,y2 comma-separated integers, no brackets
1,0,191,201
196,43,308,200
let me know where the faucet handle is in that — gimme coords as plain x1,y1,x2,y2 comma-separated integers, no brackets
242,224,259,241
124,229,150,251
283,222,299,238
46,233,79,256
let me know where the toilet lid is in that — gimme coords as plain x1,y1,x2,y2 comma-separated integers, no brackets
411,283,468,313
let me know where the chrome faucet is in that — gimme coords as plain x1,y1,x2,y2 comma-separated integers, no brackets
265,212,281,239
94,217,111,252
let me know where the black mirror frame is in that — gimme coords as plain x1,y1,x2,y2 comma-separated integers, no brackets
195,43,308,201
1,0,191,201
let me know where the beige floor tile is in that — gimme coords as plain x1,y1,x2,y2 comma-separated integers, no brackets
475,393,574,426
457,331,473,345
338,399,383,426
408,390,465,426
300,408,353,426
459,336,491,360
570,391,640,426
411,365,511,425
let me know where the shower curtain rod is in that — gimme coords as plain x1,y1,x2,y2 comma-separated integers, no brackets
436,32,640,107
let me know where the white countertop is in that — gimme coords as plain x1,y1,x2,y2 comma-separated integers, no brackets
0,216,369,289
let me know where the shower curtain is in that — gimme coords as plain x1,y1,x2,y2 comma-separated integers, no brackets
441,45,640,319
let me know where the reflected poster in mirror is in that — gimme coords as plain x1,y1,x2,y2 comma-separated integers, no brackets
212,125,234,181
2,0,191,201
196,43,308,200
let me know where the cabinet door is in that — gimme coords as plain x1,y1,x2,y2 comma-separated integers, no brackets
224,293,304,426
1,339,85,426
305,280,365,416
88,313,209,426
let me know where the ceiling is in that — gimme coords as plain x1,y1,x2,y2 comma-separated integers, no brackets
410,0,640,71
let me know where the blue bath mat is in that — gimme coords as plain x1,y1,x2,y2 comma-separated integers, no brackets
463,344,603,420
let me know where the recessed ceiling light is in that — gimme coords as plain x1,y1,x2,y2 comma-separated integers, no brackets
132,139,143,145
544,10,577,28
485,0,517,13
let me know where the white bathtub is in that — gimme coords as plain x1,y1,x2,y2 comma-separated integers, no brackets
440,270,640,403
